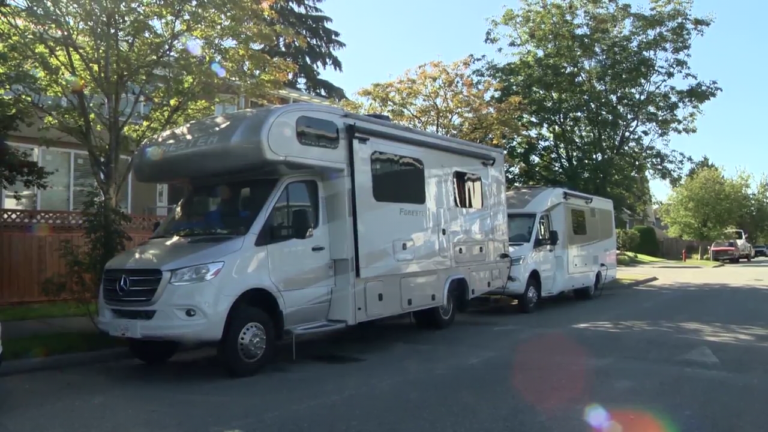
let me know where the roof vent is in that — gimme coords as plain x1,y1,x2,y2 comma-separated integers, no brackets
365,113,392,122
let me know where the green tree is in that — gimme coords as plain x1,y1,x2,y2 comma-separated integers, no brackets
0,0,294,211
732,171,768,244
0,49,50,198
483,0,721,214
265,0,346,100
659,167,742,256
342,56,523,152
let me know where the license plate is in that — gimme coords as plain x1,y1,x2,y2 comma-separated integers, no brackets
109,321,140,338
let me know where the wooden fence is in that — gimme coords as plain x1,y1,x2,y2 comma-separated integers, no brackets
658,237,708,260
0,209,163,305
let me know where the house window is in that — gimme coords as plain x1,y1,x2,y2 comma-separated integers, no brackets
39,148,71,210
370,151,426,205
452,171,483,209
2,146,38,210
215,95,238,115
571,209,587,235
1,143,132,212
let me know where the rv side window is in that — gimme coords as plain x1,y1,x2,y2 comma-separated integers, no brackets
370,151,426,205
571,209,587,235
296,116,340,149
453,171,483,209
260,181,320,245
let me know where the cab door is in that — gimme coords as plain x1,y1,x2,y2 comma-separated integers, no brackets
532,213,556,295
259,178,334,326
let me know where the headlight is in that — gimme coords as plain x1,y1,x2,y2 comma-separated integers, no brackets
510,256,526,266
170,262,225,286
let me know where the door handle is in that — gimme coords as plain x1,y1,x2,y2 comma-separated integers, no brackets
311,245,325,252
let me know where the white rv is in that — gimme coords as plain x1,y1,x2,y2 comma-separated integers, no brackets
96,104,510,377
487,187,618,312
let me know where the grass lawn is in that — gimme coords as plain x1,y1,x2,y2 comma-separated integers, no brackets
617,252,665,266
0,301,96,322
2,332,124,361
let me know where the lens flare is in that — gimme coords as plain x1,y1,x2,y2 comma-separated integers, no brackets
145,146,163,161
185,38,202,56
66,75,85,92
584,403,680,432
29,223,51,236
211,62,226,78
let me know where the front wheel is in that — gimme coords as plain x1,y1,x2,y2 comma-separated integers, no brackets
518,278,540,313
128,340,179,365
219,305,276,378
413,289,457,329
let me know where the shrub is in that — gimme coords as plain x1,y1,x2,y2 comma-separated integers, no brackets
43,187,131,324
616,229,640,252
631,225,659,257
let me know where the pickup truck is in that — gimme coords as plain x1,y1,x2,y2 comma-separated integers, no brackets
724,229,754,262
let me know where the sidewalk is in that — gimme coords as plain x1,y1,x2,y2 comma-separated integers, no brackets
2,316,98,339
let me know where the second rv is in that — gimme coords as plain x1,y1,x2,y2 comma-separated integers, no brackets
489,187,618,312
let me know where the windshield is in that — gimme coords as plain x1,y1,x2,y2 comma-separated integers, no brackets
507,213,537,244
713,241,735,248
153,178,278,238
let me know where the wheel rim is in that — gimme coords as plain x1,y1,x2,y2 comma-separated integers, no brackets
439,294,454,319
527,285,538,305
237,322,267,362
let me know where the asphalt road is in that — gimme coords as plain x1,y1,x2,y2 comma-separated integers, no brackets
3,261,768,432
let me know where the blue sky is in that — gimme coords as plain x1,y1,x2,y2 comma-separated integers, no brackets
318,0,766,202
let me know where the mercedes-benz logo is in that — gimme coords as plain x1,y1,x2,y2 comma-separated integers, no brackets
116,275,130,295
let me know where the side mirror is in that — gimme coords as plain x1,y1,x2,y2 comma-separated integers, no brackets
549,230,559,245
291,208,313,239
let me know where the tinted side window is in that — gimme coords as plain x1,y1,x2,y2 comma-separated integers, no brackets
371,151,426,205
296,116,339,149
453,171,483,209
571,209,587,235
261,181,320,244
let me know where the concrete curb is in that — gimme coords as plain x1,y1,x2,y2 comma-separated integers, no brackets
0,347,131,377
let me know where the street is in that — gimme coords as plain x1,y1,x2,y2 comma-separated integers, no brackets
2,261,768,432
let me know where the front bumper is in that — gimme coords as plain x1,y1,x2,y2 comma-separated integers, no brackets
97,278,231,344
486,267,525,296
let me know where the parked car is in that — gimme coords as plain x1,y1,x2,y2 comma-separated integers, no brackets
711,241,740,263
755,245,767,258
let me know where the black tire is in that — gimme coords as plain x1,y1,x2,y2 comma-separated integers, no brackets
128,340,179,365
218,305,275,378
413,288,457,329
575,273,599,300
517,277,541,313
518,277,540,313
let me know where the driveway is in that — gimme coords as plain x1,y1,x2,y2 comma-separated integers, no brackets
2,264,768,432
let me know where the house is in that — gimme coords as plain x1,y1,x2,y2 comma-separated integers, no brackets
1,87,334,217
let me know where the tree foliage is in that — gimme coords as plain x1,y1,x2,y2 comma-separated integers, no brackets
0,49,50,197
659,167,742,242
341,56,523,151
263,0,346,100
483,0,721,214
732,171,768,244
0,0,295,208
